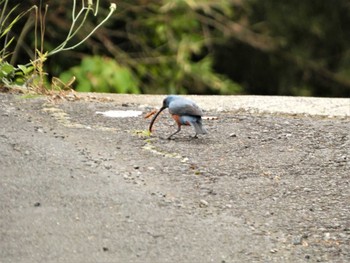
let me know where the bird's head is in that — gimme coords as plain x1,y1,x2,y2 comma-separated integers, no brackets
162,95,178,108
149,95,178,133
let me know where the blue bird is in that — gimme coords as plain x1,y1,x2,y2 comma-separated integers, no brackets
149,95,208,139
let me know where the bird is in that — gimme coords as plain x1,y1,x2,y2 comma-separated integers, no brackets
149,95,207,139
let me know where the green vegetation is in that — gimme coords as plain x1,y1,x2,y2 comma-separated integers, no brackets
60,56,140,93
0,1,35,88
0,0,116,93
1,0,350,97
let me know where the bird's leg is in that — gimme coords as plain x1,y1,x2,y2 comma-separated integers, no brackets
167,125,181,140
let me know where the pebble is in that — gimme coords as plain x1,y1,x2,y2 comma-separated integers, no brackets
292,233,309,245
323,232,331,240
35,127,44,133
199,199,209,207
292,236,303,245
104,164,112,170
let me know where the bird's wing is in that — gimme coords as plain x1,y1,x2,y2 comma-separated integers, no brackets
168,98,203,116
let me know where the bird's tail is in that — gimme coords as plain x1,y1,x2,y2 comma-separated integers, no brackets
190,119,207,135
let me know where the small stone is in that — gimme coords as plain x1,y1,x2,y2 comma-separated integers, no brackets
34,202,41,207
323,232,331,240
104,164,112,170
133,165,140,170
199,199,209,207
229,133,237,137
102,247,109,252
35,127,44,133
293,236,303,245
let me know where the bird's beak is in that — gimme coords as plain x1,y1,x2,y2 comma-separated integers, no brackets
149,106,166,133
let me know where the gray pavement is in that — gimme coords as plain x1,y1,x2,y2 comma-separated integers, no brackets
1,93,349,263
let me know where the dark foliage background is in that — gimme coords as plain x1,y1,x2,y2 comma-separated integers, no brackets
3,0,350,97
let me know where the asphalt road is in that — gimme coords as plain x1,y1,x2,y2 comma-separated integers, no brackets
1,93,349,263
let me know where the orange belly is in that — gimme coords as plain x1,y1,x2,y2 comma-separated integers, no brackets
171,114,190,125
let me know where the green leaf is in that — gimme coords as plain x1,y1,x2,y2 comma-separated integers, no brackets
17,64,33,75
0,62,15,78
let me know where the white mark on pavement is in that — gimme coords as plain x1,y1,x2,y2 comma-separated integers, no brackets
96,110,143,118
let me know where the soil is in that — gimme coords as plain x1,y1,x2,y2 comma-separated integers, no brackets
1,93,349,263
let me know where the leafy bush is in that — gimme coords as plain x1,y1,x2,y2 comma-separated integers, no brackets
60,56,140,93
0,62,33,86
